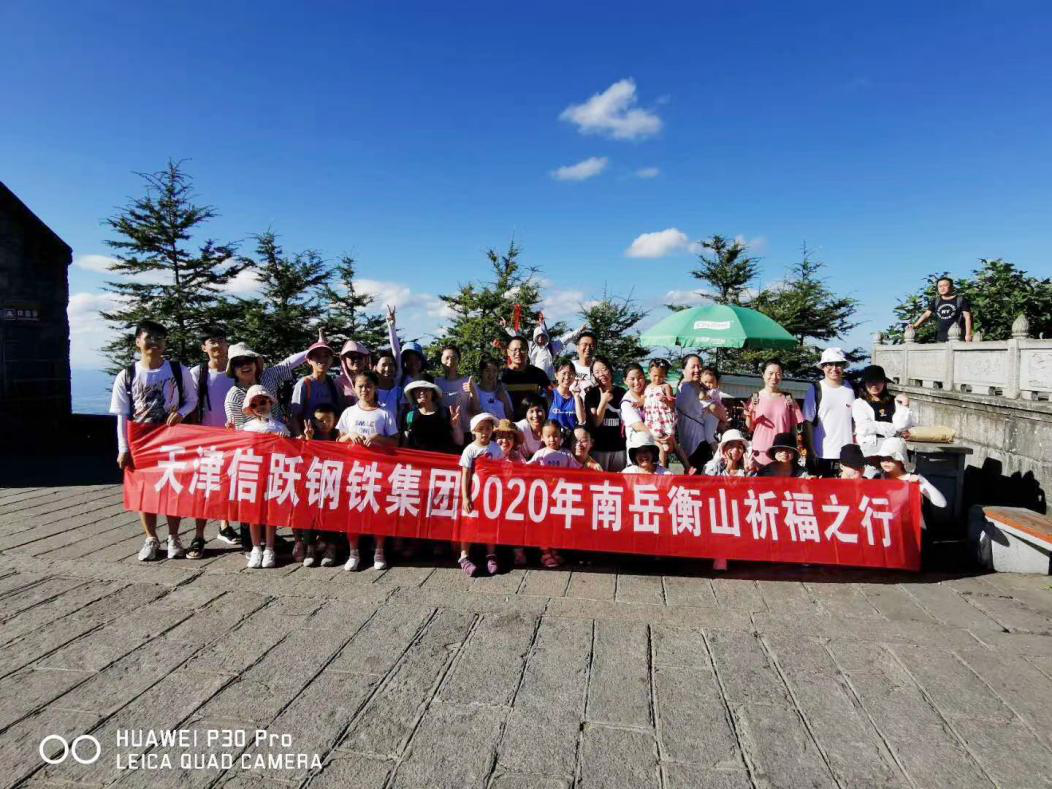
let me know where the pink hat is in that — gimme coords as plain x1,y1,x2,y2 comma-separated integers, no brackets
340,339,371,357
306,340,334,360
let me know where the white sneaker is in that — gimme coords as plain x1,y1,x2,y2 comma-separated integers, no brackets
167,535,185,560
246,546,263,569
261,548,276,569
320,544,336,568
372,550,387,571
344,551,360,572
302,543,316,568
138,538,159,562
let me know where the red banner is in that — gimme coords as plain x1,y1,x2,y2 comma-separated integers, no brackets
124,424,923,570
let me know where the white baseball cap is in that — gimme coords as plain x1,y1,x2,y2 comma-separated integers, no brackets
470,412,498,431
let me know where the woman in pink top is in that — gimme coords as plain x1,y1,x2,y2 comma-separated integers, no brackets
744,359,803,466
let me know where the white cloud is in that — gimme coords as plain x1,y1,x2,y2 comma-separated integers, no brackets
73,254,119,273
220,267,263,296
733,234,768,254
625,228,691,259
635,167,660,179
559,79,663,140
662,289,709,306
551,156,609,182
68,291,124,368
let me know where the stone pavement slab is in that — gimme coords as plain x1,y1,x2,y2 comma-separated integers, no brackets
1,483,1051,787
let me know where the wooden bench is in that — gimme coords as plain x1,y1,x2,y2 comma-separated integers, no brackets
970,505,1052,574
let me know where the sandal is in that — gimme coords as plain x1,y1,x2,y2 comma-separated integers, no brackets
459,556,477,577
186,536,206,560
540,551,561,569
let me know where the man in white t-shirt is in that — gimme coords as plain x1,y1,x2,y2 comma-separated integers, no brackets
109,320,197,563
803,347,856,477
572,330,597,392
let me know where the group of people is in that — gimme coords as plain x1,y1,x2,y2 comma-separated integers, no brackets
112,307,944,576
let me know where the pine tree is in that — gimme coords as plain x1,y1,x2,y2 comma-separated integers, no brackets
578,291,650,376
100,160,241,370
320,255,390,351
232,232,329,362
738,249,860,376
688,235,759,305
432,242,547,375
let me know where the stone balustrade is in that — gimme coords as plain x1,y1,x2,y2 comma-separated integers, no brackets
871,314,1052,400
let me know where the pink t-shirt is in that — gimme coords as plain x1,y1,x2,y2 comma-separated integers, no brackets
746,391,803,465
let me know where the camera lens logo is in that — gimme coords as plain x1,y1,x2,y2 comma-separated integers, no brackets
39,734,101,765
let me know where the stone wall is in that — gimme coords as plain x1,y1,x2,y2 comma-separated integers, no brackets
0,188,73,437
895,384,1050,514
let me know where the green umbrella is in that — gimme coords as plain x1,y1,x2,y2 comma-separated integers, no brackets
640,304,797,349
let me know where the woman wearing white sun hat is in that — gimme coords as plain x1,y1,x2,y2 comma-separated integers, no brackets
702,429,752,478
877,437,947,514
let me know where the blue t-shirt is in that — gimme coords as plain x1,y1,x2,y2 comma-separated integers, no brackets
548,390,578,430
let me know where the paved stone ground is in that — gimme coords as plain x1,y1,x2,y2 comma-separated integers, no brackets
1,484,1051,788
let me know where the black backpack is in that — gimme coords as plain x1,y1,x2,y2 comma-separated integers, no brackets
124,360,186,419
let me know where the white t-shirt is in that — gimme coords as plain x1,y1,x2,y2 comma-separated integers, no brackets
336,403,398,440
527,448,581,468
435,375,471,434
515,419,545,456
623,464,672,475
573,360,595,392
242,417,290,436
477,388,508,421
803,381,856,459
620,395,645,429
459,441,502,469
189,365,234,428
110,360,197,452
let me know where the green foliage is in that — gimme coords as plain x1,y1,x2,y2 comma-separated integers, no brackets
320,255,390,352
431,242,549,375
579,291,650,376
230,232,329,362
884,259,1052,343
100,161,241,371
688,235,759,305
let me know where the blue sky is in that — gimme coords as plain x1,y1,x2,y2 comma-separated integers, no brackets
3,1,1052,372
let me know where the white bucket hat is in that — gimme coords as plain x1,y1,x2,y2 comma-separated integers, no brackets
817,347,848,367
626,429,659,464
404,380,443,399
226,342,263,378
877,437,910,466
470,412,498,431
242,384,276,415
717,429,749,454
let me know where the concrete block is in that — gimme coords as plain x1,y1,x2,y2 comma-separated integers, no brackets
970,505,1052,575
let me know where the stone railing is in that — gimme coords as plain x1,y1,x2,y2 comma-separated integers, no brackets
871,315,1052,400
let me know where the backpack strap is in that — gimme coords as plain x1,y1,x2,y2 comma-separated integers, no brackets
169,360,185,408
124,364,136,418
811,381,823,425
194,362,209,421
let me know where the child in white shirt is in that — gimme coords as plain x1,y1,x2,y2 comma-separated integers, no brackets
459,413,502,576
527,421,582,469
238,385,288,570
336,371,398,571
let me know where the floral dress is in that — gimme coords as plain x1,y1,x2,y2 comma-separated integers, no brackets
643,384,677,440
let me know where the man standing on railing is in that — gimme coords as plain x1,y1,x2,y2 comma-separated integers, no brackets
912,276,973,342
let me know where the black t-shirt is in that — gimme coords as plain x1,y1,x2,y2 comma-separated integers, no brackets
584,385,627,452
868,394,895,424
405,409,457,454
928,295,970,341
501,365,551,420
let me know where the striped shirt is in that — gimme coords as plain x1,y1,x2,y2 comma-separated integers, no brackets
223,350,309,429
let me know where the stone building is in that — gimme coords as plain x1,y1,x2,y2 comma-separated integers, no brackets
0,181,72,436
